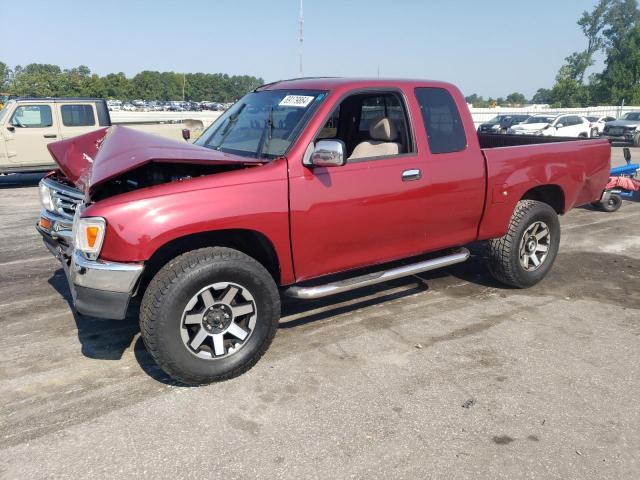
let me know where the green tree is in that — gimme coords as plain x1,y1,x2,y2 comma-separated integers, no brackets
531,88,552,104
0,61,10,91
505,92,526,106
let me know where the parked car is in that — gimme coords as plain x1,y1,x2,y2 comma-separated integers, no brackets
0,98,111,173
37,78,610,385
478,114,530,134
603,111,640,146
586,115,616,136
508,114,592,137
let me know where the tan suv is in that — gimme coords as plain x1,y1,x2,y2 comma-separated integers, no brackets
0,98,111,173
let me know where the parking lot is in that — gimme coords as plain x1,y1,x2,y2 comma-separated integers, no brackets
0,147,638,479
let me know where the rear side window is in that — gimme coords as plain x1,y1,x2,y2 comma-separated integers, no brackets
61,104,95,127
415,87,466,154
11,105,53,128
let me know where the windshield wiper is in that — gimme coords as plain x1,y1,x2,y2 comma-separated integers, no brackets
256,105,274,159
209,106,244,151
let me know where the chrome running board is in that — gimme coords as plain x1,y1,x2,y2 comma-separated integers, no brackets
285,248,470,299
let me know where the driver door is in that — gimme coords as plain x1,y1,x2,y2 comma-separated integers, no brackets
5,103,59,167
289,91,430,281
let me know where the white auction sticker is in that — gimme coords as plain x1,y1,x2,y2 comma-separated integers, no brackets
279,95,315,107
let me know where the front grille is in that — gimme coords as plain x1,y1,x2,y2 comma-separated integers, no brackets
42,178,84,220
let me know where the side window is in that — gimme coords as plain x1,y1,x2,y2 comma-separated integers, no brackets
10,105,53,128
61,104,95,127
414,87,466,154
317,104,340,139
315,91,413,161
359,97,385,131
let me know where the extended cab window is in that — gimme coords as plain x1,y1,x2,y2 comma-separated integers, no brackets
10,105,53,128
415,88,466,154
61,104,95,127
316,91,413,161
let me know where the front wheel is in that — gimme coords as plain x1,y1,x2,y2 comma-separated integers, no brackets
486,200,561,288
140,247,280,385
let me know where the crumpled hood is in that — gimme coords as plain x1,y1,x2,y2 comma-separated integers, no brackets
46,125,262,193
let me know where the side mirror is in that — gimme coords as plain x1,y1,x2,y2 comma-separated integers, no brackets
7,125,15,132
555,123,564,129
309,140,346,167
623,147,631,164
182,128,191,141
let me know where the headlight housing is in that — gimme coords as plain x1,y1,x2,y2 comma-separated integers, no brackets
73,216,106,260
39,181,55,211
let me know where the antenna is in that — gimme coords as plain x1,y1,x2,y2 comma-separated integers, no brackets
299,0,304,74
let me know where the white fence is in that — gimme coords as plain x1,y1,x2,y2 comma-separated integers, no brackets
469,105,639,127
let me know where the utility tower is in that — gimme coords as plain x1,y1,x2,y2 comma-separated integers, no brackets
299,0,304,75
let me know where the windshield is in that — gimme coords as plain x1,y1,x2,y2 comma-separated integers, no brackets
525,116,555,124
622,112,640,121
195,89,326,159
586,116,599,122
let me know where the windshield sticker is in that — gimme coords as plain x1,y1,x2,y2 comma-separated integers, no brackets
279,95,315,108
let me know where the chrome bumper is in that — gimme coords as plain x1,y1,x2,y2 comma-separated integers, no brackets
70,250,144,294
38,221,144,319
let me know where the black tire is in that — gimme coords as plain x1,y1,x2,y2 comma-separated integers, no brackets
140,247,280,385
599,193,622,212
486,200,561,288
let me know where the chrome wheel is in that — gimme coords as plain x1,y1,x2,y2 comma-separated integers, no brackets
518,221,550,271
180,282,257,359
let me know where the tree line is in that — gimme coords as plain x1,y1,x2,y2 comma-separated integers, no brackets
0,62,264,103
467,0,640,108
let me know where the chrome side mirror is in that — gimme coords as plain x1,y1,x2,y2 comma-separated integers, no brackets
310,140,346,167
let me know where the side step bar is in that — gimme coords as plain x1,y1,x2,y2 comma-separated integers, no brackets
285,248,470,300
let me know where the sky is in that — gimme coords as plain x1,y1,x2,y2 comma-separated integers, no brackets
0,0,603,99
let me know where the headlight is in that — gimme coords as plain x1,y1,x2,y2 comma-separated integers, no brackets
39,181,55,211
73,216,106,259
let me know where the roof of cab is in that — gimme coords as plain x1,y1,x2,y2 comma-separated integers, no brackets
256,77,457,92
12,97,106,103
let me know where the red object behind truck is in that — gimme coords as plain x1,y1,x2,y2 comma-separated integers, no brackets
37,78,611,384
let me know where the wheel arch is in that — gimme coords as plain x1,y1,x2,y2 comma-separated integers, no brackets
137,229,282,296
521,184,565,214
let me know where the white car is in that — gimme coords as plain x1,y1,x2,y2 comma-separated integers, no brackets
586,115,616,136
508,114,592,138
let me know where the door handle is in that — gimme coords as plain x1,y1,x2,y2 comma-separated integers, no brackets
402,169,421,182
43,134,57,139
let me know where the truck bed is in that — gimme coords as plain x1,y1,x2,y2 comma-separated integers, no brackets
477,136,611,240
478,132,594,149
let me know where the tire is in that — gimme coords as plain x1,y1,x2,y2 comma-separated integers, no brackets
140,247,280,385
486,200,561,288
599,193,622,212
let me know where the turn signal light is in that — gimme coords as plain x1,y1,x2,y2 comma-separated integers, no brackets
86,226,100,248
40,217,52,230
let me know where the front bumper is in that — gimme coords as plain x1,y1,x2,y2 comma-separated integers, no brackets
603,133,635,143
38,221,144,320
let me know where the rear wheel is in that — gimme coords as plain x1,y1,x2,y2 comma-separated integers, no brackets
486,200,560,288
140,247,280,385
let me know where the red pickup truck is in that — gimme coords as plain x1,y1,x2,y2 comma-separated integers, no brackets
37,78,611,384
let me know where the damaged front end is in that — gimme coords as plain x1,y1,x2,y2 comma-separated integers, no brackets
37,125,264,319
